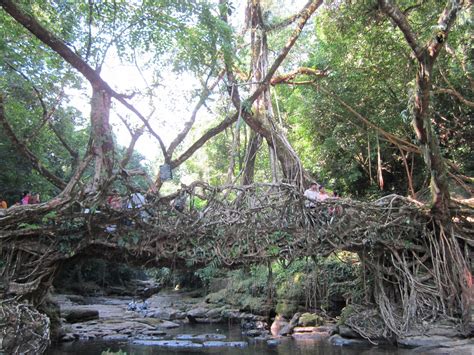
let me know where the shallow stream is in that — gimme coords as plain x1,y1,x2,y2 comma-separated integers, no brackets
47,322,414,355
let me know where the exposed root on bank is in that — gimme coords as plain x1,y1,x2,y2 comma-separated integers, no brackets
0,298,50,354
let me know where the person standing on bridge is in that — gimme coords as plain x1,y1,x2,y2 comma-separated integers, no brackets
304,182,319,208
21,191,31,205
107,189,122,211
316,185,329,202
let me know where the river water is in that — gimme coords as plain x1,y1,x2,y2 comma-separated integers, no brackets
47,323,414,355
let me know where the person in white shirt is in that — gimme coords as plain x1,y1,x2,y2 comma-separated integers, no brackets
304,183,319,208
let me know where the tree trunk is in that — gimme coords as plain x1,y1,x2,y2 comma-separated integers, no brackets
412,59,450,216
244,0,309,188
242,130,262,185
90,86,114,191
377,0,463,216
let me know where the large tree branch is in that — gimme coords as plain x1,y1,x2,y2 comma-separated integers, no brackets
271,67,328,85
377,0,423,58
0,0,169,162
171,111,239,168
167,69,225,158
435,87,474,107
425,0,465,63
0,95,67,189
251,0,323,101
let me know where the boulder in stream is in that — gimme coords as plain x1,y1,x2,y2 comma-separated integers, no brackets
63,309,99,323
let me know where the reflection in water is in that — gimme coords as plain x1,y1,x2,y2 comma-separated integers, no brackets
47,323,412,355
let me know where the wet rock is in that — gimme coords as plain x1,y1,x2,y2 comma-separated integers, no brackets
202,341,248,348
292,332,329,340
329,334,371,347
154,320,180,329
60,333,76,342
397,335,460,348
413,338,474,354
315,325,335,333
222,309,241,319
279,312,301,336
175,334,195,340
63,309,99,323
132,340,203,348
66,295,87,304
245,329,267,337
149,308,180,320
137,285,160,300
425,326,463,338
206,307,223,318
187,307,208,318
293,326,316,333
193,333,227,341
338,325,361,339
267,339,281,346
135,335,165,341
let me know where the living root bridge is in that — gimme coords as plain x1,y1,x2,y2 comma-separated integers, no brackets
1,182,472,342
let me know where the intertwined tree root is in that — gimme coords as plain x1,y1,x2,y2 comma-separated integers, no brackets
0,298,50,354
1,182,472,347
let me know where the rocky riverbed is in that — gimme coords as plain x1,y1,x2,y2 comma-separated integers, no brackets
52,290,332,348
50,291,473,354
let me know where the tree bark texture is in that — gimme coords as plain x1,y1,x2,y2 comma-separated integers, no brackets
90,87,114,190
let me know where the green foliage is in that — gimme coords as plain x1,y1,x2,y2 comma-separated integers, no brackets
299,312,324,326
275,300,299,318
101,350,127,355
337,304,356,326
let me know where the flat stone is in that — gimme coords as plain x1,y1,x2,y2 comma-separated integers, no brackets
330,334,371,347
415,344,474,354
175,334,195,340
293,326,316,333
63,309,99,323
292,332,329,340
398,336,458,348
132,340,203,348
193,333,227,341
135,335,164,341
187,307,208,318
202,341,248,348
149,308,181,320
426,326,463,338
153,320,180,329
206,308,223,318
